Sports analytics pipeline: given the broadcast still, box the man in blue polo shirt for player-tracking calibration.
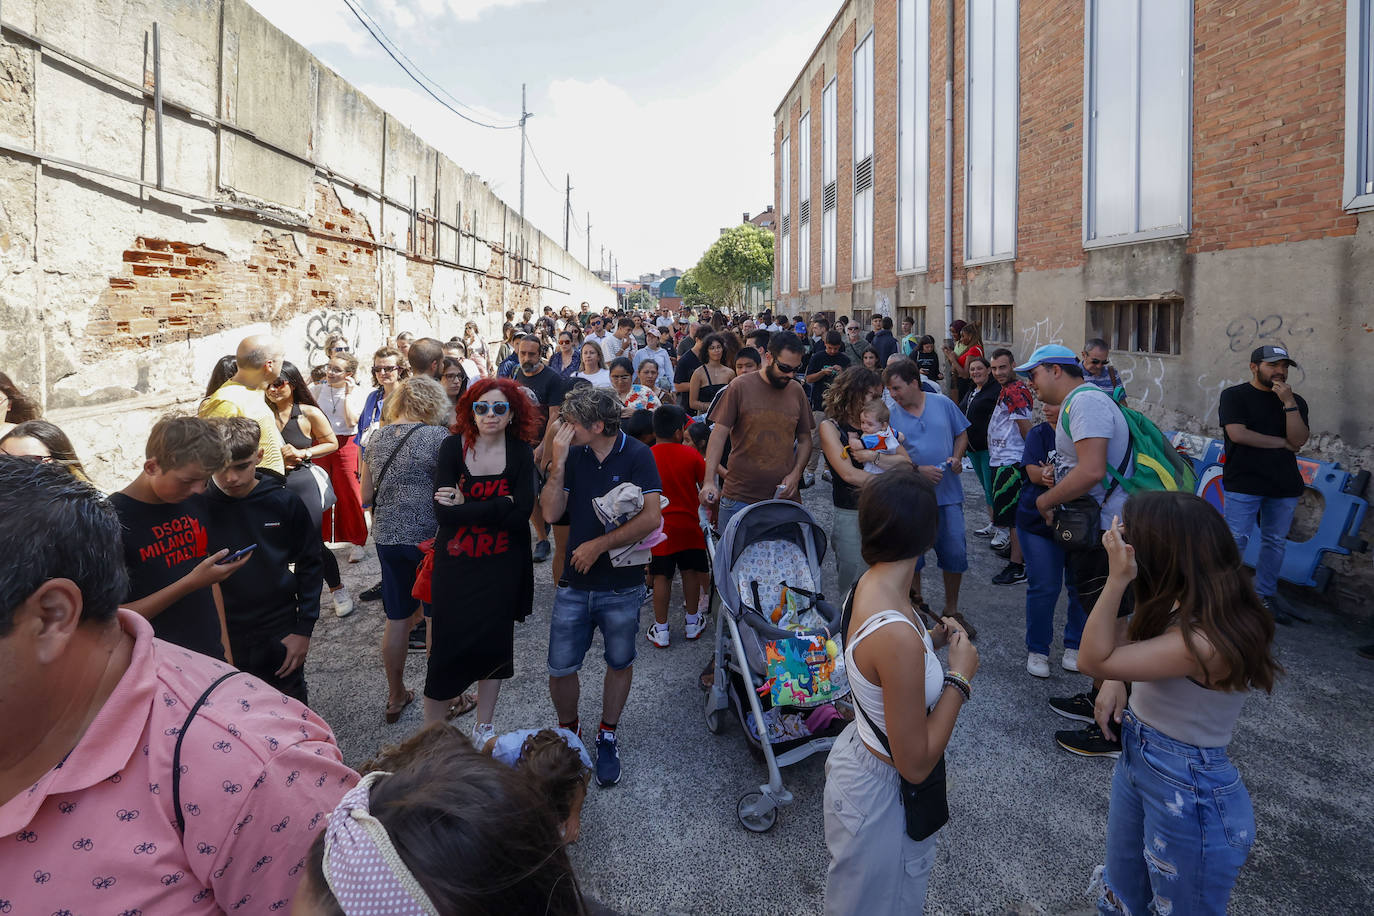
[542,386,663,787]
[882,358,971,621]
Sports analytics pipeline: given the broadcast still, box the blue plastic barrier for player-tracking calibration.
[1168,433,1369,592]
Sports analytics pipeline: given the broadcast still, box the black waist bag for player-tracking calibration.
[842,585,950,842]
[1053,494,1102,552]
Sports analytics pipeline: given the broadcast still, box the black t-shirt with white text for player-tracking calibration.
[109,491,225,659]
[1219,382,1309,497]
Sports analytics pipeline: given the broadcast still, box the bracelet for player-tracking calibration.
[1283,406,1299,412]
[945,669,971,689]
[943,675,971,702]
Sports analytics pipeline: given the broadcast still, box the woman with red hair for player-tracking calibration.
[426,376,539,747]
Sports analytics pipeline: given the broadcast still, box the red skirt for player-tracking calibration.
[318,435,368,545]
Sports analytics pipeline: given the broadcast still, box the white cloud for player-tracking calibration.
[243,0,373,58]
[440,0,547,21]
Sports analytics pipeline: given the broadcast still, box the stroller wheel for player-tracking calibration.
[736,791,779,833]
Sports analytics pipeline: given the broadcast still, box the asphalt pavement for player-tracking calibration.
[305,481,1374,915]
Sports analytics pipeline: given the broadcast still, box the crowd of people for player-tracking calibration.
[0,302,1341,913]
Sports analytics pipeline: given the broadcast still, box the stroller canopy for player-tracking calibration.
[713,500,829,615]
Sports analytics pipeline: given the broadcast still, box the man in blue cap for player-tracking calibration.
[1218,345,1309,625]
[1016,344,1134,759]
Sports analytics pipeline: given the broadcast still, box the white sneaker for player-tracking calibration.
[974,522,997,538]
[1061,648,1080,672]
[331,587,354,618]
[821,467,833,483]
[1027,652,1050,678]
[990,528,1011,550]
[646,623,670,648]
[685,613,707,641]
[348,545,366,564]
[471,721,495,749]
[802,471,816,489]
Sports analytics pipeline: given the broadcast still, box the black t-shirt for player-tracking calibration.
[806,351,851,411]
[674,348,702,386]
[516,365,566,438]
[109,491,225,659]
[1219,382,1309,497]
[960,380,1002,452]
[677,336,696,359]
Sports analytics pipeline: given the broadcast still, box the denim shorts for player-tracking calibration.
[547,584,646,677]
[915,503,969,574]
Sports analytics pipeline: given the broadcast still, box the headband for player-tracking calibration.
[323,771,439,916]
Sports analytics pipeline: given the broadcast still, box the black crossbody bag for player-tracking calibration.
[841,586,950,842]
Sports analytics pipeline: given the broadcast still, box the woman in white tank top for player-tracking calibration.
[1078,492,1280,915]
[823,470,979,916]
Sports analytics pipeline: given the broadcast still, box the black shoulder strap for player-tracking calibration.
[173,670,242,836]
[372,423,424,504]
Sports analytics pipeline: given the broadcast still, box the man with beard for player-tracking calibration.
[700,331,813,533]
[515,334,565,563]
[1219,345,1310,625]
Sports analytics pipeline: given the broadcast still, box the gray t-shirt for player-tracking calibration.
[364,423,449,545]
[1052,384,1132,528]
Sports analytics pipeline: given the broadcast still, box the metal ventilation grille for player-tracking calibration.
[822,181,837,211]
[799,199,810,223]
[781,213,790,235]
[854,155,873,192]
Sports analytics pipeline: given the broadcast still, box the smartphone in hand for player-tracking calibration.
[216,544,257,565]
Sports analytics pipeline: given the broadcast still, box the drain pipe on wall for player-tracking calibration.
[943,0,955,339]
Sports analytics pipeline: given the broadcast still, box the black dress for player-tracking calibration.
[279,403,324,529]
[425,434,536,701]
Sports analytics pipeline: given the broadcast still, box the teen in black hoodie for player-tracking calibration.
[207,417,323,704]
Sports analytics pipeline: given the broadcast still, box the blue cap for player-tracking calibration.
[1014,344,1081,374]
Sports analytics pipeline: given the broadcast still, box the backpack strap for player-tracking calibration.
[172,670,243,836]
[1060,387,1133,499]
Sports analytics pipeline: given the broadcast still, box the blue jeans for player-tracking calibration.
[914,503,969,574]
[1222,492,1298,597]
[1095,711,1255,916]
[547,584,646,677]
[1018,525,1087,656]
[717,496,751,535]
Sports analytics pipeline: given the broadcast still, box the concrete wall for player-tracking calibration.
[0,0,614,489]
[772,0,1374,610]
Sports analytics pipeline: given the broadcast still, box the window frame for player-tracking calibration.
[963,0,1020,267]
[966,304,1014,345]
[853,29,875,283]
[799,110,812,291]
[822,77,838,288]
[1082,0,1194,249]
[780,133,791,294]
[897,0,931,275]
[1085,299,1184,356]
[1345,0,1374,211]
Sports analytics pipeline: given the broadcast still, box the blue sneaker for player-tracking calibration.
[594,730,621,787]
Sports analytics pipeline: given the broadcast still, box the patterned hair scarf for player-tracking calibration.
[323,771,440,916]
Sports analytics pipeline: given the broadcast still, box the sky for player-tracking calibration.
[243,0,841,281]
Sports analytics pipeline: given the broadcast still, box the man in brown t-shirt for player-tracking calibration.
[701,331,813,533]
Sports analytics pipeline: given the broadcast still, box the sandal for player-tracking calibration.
[445,693,478,721]
[384,689,415,724]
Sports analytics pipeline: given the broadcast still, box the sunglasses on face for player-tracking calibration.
[472,401,510,416]
[331,345,350,352]
[372,365,398,374]
[268,379,289,389]
[442,372,466,382]
[773,360,802,375]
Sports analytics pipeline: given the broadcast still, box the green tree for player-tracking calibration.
[677,270,710,308]
[688,223,774,310]
[623,289,655,309]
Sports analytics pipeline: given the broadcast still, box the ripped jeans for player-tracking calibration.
[1094,710,1255,916]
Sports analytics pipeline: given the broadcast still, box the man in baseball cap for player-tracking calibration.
[1218,345,1309,625]
[1014,343,1082,374]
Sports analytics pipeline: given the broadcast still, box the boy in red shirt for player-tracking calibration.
[646,405,708,647]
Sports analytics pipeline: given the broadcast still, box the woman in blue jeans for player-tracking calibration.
[1078,491,1281,915]
[1016,402,1088,676]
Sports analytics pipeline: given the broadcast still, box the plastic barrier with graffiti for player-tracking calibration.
[1168,433,1370,592]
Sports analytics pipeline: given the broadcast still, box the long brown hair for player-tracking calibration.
[823,366,882,426]
[1123,491,1281,692]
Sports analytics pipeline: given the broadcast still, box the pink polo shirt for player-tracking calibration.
[0,610,358,913]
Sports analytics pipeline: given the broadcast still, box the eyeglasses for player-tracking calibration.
[442,372,466,382]
[472,401,510,416]
[325,366,346,375]
[331,345,351,352]
[372,365,398,374]
[268,379,289,389]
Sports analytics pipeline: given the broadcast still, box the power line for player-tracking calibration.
[523,135,564,193]
[340,0,521,130]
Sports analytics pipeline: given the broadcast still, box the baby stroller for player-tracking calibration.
[702,500,849,832]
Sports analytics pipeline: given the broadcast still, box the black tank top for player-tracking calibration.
[279,402,314,450]
[824,419,864,510]
[697,365,730,406]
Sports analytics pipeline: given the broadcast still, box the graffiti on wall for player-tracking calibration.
[304,310,361,367]
[872,292,892,318]
[1114,353,1167,405]
[1020,317,1065,354]
[1224,313,1312,385]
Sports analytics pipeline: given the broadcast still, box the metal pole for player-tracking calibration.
[563,173,571,250]
[152,22,164,189]
[943,0,955,336]
[586,211,591,268]
[518,83,527,224]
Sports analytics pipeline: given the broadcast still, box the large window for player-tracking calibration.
[1085,0,1191,244]
[965,0,1018,264]
[898,0,930,273]
[822,78,838,287]
[1346,0,1374,210]
[1086,300,1183,355]
[799,111,812,290]
[853,31,875,282]
[967,304,1013,344]
[780,134,791,294]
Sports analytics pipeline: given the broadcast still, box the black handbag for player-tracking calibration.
[841,585,950,842]
[1052,494,1103,551]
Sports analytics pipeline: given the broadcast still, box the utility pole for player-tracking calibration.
[518,83,530,226]
[586,211,592,269]
[563,173,571,250]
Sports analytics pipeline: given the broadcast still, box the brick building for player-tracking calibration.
[773,0,1372,603]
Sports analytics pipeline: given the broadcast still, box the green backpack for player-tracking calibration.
[1062,387,1198,496]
